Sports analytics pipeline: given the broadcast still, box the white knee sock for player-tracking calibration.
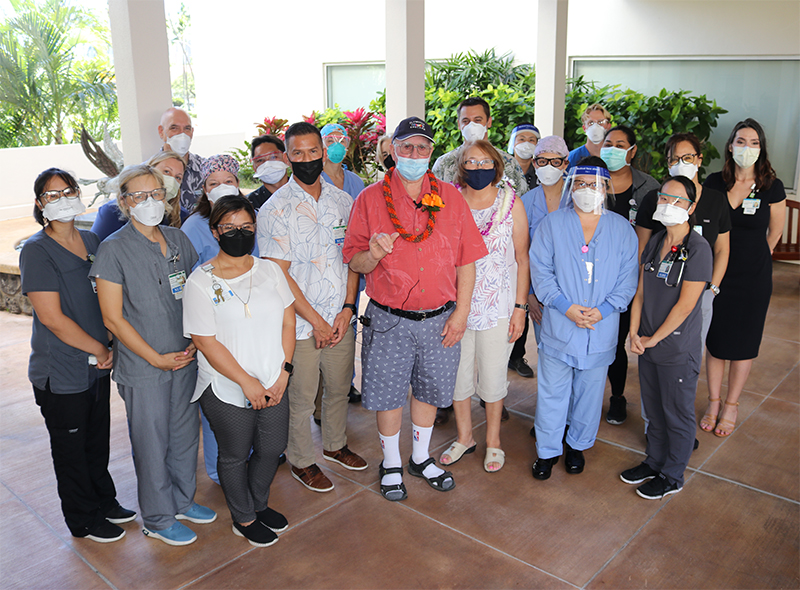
[379,431,402,486]
[411,423,445,479]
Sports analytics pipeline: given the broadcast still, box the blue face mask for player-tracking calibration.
[600,145,634,172]
[326,142,346,164]
[395,155,429,181]
[464,168,496,191]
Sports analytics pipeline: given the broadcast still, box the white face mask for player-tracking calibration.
[254,160,288,184]
[207,183,239,203]
[162,175,180,202]
[461,121,487,143]
[130,197,165,227]
[514,142,535,160]
[535,165,563,186]
[585,123,606,144]
[572,188,604,213]
[669,161,698,180]
[732,145,760,169]
[653,202,690,227]
[42,196,86,223]
[42,197,86,221]
[167,133,192,157]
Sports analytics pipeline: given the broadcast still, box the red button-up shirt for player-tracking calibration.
[343,171,487,310]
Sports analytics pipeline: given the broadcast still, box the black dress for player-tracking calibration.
[704,172,786,360]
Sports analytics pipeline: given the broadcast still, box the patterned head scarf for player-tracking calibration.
[320,123,347,137]
[201,154,239,184]
[534,135,569,158]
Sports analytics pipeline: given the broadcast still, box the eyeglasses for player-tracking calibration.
[217,223,255,235]
[667,153,698,166]
[39,187,80,203]
[252,152,283,166]
[574,180,603,190]
[393,141,433,158]
[586,119,610,127]
[463,158,495,170]
[534,156,565,167]
[124,189,167,203]
[323,135,350,147]
[657,192,692,206]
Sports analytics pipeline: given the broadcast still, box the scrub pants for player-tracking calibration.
[638,356,698,487]
[534,351,607,460]
[117,366,198,530]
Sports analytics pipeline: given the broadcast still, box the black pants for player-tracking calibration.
[34,376,118,536]
[606,308,631,397]
[200,386,289,524]
[509,311,530,361]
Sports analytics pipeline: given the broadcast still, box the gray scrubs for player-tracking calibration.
[638,230,712,487]
[90,223,199,530]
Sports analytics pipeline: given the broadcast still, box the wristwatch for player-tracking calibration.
[708,283,720,296]
[342,303,357,314]
[283,362,294,376]
[514,303,529,312]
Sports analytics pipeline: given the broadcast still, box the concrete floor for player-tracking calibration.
[1,262,798,589]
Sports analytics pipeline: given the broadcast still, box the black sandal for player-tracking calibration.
[407,456,455,492]
[379,462,407,502]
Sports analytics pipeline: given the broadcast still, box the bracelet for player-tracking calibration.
[342,303,357,313]
[514,303,529,312]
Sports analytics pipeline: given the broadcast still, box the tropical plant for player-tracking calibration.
[168,2,194,112]
[0,0,117,147]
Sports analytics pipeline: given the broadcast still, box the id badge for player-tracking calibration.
[628,199,637,225]
[169,271,187,300]
[693,225,703,236]
[333,221,347,245]
[742,198,760,215]
[657,260,673,279]
[209,281,234,305]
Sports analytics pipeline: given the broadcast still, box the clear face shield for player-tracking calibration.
[559,165,615,215]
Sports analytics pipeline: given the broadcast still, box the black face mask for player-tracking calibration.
[217,229,255,257]
[383,155,396,170]
[464,168,496,191]
[289,158,324,185]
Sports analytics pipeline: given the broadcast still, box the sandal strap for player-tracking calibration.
[724,401,740,407]
[411,456,436,471]
[707,397,721,402]
[379,464,404,477]
[427,470,454,488]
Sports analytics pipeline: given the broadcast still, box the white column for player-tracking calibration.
[385,0,426,133]
[108,0,172,165]
[534,0,569,138]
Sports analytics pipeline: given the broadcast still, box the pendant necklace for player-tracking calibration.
[217,261,254,318]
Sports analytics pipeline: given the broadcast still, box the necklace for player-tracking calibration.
[475,181,515,236]
[383,169,442,243]
[215,260,254,318]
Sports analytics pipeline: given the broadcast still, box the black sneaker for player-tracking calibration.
[232,521,278,547]
[620,462,659,484]
[348,385,362,404]
[256,507,288,532]
[105,504,137,524]
[83,520,126,543]
[636,473,682,499]
[508,357,534,378]
[606,395,627,425]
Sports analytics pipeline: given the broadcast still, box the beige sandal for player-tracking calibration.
[439,441,476,466]
[484,448,505,473]
[700,397,721,432]
[714,401,739,438]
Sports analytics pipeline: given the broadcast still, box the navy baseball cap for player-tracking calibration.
[392,117,435,143]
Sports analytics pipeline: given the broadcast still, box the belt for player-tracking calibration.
[372,300,455,322]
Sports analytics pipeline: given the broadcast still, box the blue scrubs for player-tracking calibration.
[530,208,638,459]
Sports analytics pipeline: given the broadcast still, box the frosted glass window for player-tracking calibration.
[573,59,800,190]
[325,63,386,110]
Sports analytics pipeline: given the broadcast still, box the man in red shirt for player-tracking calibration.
[343,117,487,501]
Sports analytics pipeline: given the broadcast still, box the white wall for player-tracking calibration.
[0,132,247,221]
[190,0,798,139]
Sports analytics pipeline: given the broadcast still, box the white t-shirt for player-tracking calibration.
[183,257,294,408]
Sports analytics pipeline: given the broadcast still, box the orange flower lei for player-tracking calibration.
[382,168,444,243]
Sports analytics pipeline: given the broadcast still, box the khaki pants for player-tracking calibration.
[286,329,355,468]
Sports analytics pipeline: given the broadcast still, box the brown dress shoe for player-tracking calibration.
[434,406,451,425]
[291,464,334,492]
[323,445,368,471]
